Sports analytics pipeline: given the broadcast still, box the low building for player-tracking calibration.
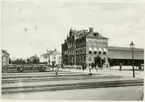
[2,50,10,67]
[40,49,61,66]
[40,54,49,63]
[108,46,144,66]
[49,49,61,66]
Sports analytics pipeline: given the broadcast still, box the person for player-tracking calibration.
[95,64,98,72]
[55,66,59,78]
[119,63,122,71]
[88,64,92,76]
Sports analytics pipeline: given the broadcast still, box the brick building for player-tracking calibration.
[61,27,144,67]
[62,27,109,67]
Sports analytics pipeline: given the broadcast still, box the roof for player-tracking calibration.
[40,54,48,58]
[86,32,108,39]
[108,46,144,59]
[70,28,108,40]
[2,50,9,55]
[51,51,61,55]
[108,46,144,52]
[46,49,61,55]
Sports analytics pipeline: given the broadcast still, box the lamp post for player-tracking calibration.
[130,41,135,78]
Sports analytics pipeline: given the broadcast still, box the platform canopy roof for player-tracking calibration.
[108,46,144,60]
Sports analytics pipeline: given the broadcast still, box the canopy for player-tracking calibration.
[98,48,102,51]
[93,48,98,51]
[103,48,108,52]
[89,47,93,51]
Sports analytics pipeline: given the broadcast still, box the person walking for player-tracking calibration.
[95,64,98,72]
[55,66,59,78]
[88,64,92,76]
[119,63,122,71]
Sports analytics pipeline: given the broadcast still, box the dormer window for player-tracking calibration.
[93,32,99,37]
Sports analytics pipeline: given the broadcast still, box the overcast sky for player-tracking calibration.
[1,1,145,59]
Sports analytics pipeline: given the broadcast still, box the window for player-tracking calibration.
[78,49,80,54]
[99,51,101,55]
[89,57,92,61]
[94,51,97,54]
[3,57,6,61]
[80,56,82,61]
[79,49,81,54]
[89,51,92,54]
[103,52,106,55]
[80,56,81,61]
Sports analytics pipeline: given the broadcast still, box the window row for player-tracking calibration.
[76,56,86,62]
[89,51,107,55]
[76,47,85,55]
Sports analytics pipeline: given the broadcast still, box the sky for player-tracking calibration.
[1,0,145,59]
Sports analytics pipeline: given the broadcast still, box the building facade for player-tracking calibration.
[62,27,109,67]
[49,49,61,66]
[108,46,144,66]
[2,50,10,67]
[62,27,144,67]
[40,49,61,66]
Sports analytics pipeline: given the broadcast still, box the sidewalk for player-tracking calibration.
[62,66,144,79]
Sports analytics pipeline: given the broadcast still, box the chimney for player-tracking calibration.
[89,27,93,32]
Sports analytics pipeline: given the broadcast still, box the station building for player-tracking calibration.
[61,27,144,67]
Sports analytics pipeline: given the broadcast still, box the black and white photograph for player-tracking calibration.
[1,0,144,101]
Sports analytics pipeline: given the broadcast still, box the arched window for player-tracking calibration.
[89,47,93,54]
[89,51,92,54]
[98,48,102,55]
[103,52,106,55]
[99,51,101,55]
[93,48,98,54]
[103,48,108,55]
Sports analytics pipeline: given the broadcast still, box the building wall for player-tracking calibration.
[61,27,109,67]
[76,37,86,65]
[39,55,48,62]
[108,47,144,66]
[49,52,61,66]
[2,50,9,67]
[62,42,68,65]
[86,37,108,66]
[108,49,144,60]
[61,28,144,68]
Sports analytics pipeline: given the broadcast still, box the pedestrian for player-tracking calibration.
[95,64,98,72]
[88,64,92,76]
[119,63,122,71]
[55,66,59,78]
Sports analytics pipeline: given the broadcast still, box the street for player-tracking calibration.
[2,86,143,100]
[1,66,144,100]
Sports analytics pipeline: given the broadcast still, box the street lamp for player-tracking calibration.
[130,41,135,78]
